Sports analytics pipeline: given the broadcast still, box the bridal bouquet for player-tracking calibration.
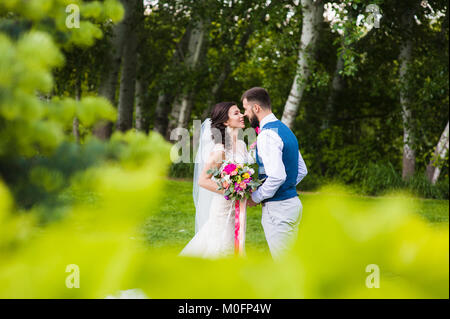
[207,161,263,256]
[207,161,263,201]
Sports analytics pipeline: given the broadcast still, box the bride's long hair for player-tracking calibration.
[210,101,237,147]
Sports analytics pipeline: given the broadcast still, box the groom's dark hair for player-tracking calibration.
[241,87,271,110]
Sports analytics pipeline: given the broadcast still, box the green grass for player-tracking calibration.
[141,179,449,256]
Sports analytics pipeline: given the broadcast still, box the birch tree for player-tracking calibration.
[153,26,192,136]
[426,121,449,184]
[322,1,380,129]
[398,5,416,180]
[166,20,208,136]
[200,0,276,120]
[94,18,127,140]
[73,76,81,144]
[281,0,324,129]
[116,0,143,132]
[135,69,148,132]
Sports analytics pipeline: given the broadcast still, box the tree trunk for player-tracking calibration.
[172,91,195,133]
[200,3,271,121]
[116,0,141,132]
[72,117,80,143]
[94,11,127,140]
[399,8,416,180]
[426,121,449,184]
[281,0,323,129]
[134,74,148,132]
[73,76,81,144]
[167,21,207,136]
[153,92,172,136]
[201,65,229,120]
[323,37,345,130]
[152,27,193,136]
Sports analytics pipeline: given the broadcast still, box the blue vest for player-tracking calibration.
[255,120,299,203]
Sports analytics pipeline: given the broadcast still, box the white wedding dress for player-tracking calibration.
[179,140,251,259]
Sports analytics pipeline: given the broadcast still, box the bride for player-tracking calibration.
[104,102,249,298]
[179,101,251,259]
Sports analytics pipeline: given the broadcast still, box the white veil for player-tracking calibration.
[193,118,216,233]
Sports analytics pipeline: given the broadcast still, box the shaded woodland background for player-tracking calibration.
[0,0,448,218]
[63,0,449,197]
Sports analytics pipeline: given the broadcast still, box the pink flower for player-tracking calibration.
[255,126,261,135]
[239,182,247,189]
[230,170,237,176]
[223,163,237,174]
[222,181,229,189]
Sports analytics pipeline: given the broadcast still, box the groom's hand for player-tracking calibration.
[247,197,258,207]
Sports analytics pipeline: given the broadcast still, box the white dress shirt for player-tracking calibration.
[251,113,308,204]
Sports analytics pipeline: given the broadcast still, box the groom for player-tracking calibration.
[242,87,308,260]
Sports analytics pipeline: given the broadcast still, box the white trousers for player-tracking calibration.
[261,196,302,260]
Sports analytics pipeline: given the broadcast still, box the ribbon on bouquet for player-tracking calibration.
[234,198,247,256]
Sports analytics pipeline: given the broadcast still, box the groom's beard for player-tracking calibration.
[249,112,259,128]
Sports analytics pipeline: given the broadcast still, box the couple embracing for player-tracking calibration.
[180,87,308,260]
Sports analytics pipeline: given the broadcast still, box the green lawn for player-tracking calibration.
[141,179,449,256]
